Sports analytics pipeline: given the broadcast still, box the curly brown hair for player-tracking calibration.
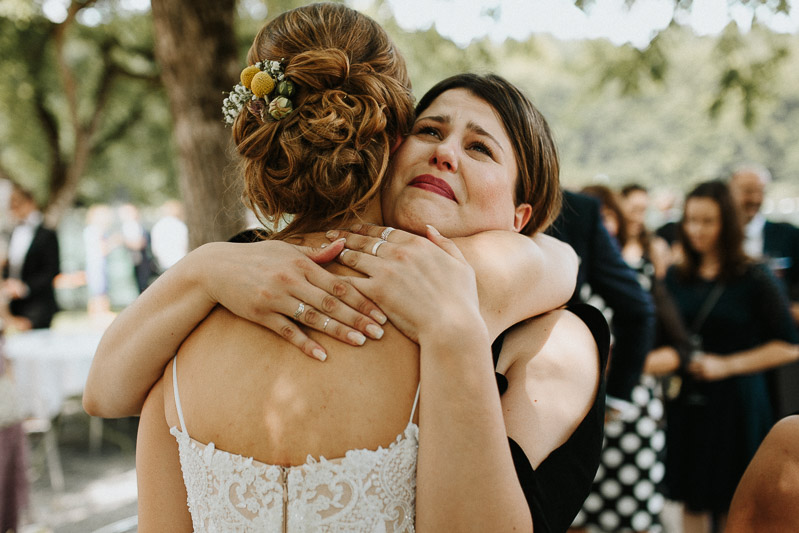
[233,3,415,238]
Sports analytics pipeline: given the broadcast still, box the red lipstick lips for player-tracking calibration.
[408,175,456,201]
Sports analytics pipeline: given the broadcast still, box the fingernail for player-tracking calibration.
[320,243,328,248]
[312,348,327,362]
[347,331,366,345]
[426,224,441,236]
[370,310,387,325]
[366,324,384,340]
[350,223,363,231]
[326,230,339,239]
[339,249,349,260]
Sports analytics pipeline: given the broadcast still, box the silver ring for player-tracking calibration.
[322,317,331,331]
[380,227,395,241]
[371,239,387,256]
[293,302,305,320]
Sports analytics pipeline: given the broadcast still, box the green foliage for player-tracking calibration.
[0,3,176,209]
[2,0,798,219]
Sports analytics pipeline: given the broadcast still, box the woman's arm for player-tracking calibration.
[689,341,799,381]
[336,226,598,531]
[136,378,193,531]
[84,238,386,418]
[334,224,578,339]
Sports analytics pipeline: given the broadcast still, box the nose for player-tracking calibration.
[430,140,458,173]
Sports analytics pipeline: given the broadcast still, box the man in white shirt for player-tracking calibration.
[1,183,60,330]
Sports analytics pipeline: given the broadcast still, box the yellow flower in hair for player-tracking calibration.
[240,65,260,89]
[251,72,276,98]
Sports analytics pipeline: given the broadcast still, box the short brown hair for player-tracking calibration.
[234,3,415,238]
[414,73,560,235]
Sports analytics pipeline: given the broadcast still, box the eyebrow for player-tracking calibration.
[417,114,505,153]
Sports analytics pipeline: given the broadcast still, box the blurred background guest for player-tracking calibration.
[662,180,799,533]
[728,164,799,322]
[118,203,154,294]
[83,204,117,318]
[547,189,655,408]
[728,164,799,418]
[621,184,673,281]
[149,199,188,274]
[1,182,60,331]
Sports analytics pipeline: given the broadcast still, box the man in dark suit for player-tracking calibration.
[547,189,655,406]
[729,165,799,417]
[2,182,60,330]
[729,165,799,320]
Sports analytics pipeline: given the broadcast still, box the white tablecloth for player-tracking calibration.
[5,329,103,420]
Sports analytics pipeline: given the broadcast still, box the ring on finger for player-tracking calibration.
[380,227,395,241]
[322,317,331,331]
[371,239,387,256]
[293,302,306,320]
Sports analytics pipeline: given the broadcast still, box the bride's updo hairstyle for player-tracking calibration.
[233,3,414,237]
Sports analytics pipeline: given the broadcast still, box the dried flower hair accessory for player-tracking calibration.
[222,59,296,125]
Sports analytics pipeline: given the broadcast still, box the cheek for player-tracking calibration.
[467,183,517,229]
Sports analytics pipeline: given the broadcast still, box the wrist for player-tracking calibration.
[417,309,490,359]
[185,243,224,308]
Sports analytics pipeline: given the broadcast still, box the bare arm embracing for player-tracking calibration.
[333,224,578,339]
[84,238,386,417]
[337,226,600,531]
[85,225,575,418]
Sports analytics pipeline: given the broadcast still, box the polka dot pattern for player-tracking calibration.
[572,378,666,532]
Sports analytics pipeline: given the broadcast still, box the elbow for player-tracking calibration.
[82,387,104,418]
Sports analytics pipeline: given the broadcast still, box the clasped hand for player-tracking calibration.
[328,224,483,344]
[206,224,481,358]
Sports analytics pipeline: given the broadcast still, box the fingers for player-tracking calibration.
[301,238,346,264]
[327,225,412,245]
[425,224,467,262]
[345,224,400,242]
[292,300,377,345]
[304,265,387,327]
[265,314,328,362]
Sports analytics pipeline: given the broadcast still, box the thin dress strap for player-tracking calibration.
[409,383,421,424]
[172,355,188,434]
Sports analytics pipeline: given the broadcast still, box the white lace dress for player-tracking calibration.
[169,357,419,532]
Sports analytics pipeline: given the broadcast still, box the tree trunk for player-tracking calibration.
[151,0,246,249]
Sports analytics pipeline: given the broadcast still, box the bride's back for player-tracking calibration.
[163,244,419,466]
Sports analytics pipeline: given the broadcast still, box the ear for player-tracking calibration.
[390,134,404,155]
[512,203,533,233]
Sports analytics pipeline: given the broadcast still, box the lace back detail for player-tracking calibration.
[170,356,418,532]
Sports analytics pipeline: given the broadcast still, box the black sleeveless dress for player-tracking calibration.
[493,303,609,533]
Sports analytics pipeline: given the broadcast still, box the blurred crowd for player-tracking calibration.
[0,179,188,531]
[559,165,799,533]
